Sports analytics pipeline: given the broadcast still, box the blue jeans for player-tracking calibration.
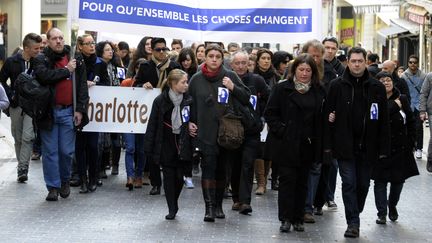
[40,107,75,190]
[374,181,404,217]
[326,159,338,201]
[305,162,321,213]
[338,154,371,227]
[123,133,146,177]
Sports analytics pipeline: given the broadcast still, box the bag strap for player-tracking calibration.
[405,75,421,94]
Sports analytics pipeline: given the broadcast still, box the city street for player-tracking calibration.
[1,115,432,242]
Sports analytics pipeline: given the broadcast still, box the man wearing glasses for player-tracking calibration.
[134,37,180,195]
[401,55,426,159]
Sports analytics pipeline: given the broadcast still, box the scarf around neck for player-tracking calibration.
[168,88,183,134]
[152,55,170,88]
[293,76,311,94]
[202,63,221,79]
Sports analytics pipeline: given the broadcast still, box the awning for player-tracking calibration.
[344,0,400,14]
[377,25,409,45]
[390,18,420,34]
[376,11,399,25]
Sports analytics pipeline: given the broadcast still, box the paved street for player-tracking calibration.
[1,115,432,242]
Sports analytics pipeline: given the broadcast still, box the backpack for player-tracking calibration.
[14,72,51,120]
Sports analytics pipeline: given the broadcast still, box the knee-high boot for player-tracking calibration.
[215,180,226,219]
[255,159,266,195]
[202,179,216,222]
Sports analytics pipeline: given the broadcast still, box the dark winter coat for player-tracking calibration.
[32,45,89,130]
[0,52,29,108]
[134,59,180,88]
[324,68,390,163]
[144,88,192,165]
[367,63,381,78]
[264,79,326,167]
[371,89,419,182]
[93,57,122,86]
[189,66,251,155]
[323,58,345,91]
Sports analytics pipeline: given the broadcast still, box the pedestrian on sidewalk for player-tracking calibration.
[401,55,426,159]
[144,69,192,220]
[372,71,419,225]
[419,72,432,172]
[188,44,251,222]
[324,47,390,238]
[0,83,9,110]
[32,28,89,201]
[229,51,270,215]
[265,53,326,233]
[0,33,41,182]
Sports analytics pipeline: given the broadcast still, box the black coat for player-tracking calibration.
[367,64,381,78]
[324,68,390,162]
[134,59,180,88]
[144,88,192,165]
[371,89,419,182]
[32,46,89,130]
[0,52,28,108]
[264,79,326,167]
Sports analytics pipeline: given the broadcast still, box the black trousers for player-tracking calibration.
[162,163,187,214]
[150,161,162,187]
[230,136,259,204]
[278,142,313,223]
[76,131,99,179]
[414,109,424,150]
[201,148,227,181]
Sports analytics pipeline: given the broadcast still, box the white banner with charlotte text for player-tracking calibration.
[83,86,160,134]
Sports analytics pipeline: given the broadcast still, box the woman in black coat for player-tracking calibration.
[144,69,192,220]
[372,71,419,224]
[264,54,326,233]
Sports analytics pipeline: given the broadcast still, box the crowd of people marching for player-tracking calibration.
[2,27,430,238]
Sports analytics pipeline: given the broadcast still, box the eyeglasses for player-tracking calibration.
[82,42,96,46]
[409,61,418,64]
[154,47,169,52]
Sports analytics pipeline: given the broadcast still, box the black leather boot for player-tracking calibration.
[215,180,226,219]
[79,175,89,193]
[88,177,97,192]
[202,179,216,222]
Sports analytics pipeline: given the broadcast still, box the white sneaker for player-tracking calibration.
[184,177,194,189]
[415,149,423,159]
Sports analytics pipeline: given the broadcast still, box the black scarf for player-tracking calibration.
[255,67,276,86]
[44,45,71,64]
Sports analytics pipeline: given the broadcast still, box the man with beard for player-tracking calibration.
[32,28,89,201]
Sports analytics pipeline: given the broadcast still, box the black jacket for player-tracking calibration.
[264,79,326,167]
[323,58,345,91]
[239,72,270,135]
[144,88,192,165]
[392,71,411,102]
[189,66,251,155]
[367,64,381,78]
[371,89,419,182]
[32,45,89,130]
[0,52,28,108]
[134,59,180,88]
[324,68,390,162]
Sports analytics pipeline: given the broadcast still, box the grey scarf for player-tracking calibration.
[168,89,183,134]
[293,76,311,94]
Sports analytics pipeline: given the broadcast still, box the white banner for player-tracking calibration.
[68,0,321,44]
[83,86,160,134]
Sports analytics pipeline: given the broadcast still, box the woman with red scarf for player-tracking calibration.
[188,44,251,222]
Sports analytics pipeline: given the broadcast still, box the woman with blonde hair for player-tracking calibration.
[144,69,193,220]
